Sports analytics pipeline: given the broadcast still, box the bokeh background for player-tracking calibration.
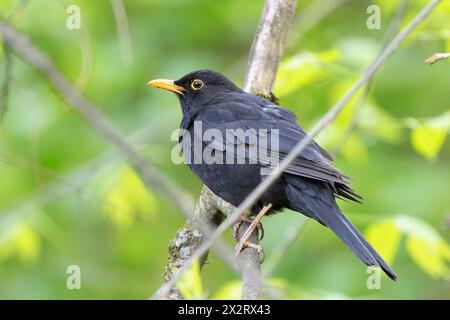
[0,0,449,299]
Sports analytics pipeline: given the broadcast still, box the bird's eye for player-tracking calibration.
[191,79,204,90]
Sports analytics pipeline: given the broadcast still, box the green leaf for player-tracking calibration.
[0,0,16,16]
[411,125,447,160]
[103,165,158,228]
[395,215,441,242]
[359,103,402,143]
[365,220,401,265]
[410,112,450,160]
[338,38,378,67]
[365,216,450,279]
[210,280,242,300]
[0,223,41,265]
[374,0,401,16]
[274,50,340,97]
[340,135,369,164]
[395,215,450,279]
[406,237,450,279]
[177,259,205,300]
[15,225,41,264]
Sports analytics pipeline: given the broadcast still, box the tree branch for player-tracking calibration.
[0,43,12,120]
[263,217,306,277]
[425,52,450,65]
[332,0,409,156]
[0,22,194,218]
[156,186,235,300]
[111,0,133,65]
[244,0,297,99]
[238,0,297,299]
[154,0,442,300]
[291,0,348,40]
[0,114,174,220]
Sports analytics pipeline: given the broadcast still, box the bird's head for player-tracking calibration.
[148,69,242,113]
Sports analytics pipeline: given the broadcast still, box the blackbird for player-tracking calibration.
[148,69,397,280]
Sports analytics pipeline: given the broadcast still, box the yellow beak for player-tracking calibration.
[147,79,185,95]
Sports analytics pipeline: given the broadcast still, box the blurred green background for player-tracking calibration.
[0,0,449,299]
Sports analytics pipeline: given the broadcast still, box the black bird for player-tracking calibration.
[148,69,397,280]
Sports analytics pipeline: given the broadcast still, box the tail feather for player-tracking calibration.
[318,205,397,280]
[286,180,397,281]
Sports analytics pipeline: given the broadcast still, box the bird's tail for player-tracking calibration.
[286,181,397,281]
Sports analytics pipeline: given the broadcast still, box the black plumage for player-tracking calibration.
[148,69,397,280]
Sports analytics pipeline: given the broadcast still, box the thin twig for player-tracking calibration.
[111,0,133,65]
[0,44,12,120]
[2,0,30,22]
[0,112,174,222]
[0,151,167,221]
[263,217,307,277]
[74,26,92,92]
[291,0,348,40]
[332,0,409,156]
[425,52,450,65]
[0,22,193,217]
[153,0,442,299]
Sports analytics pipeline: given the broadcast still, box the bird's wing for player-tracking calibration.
[191,94,361,201]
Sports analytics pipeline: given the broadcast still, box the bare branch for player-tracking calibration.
[0,22,194,218]
[154,0,442,300]
[291,0,348,40]
[74,27,92,92]
[0,115,173,220]
[263,217,306,277]
[443,212,450,230]
[332,0,409,156]
[425,52,450,65]
[111,0,133,65]
[243,0,297,98]
[3,0,31,22]
[155,185,241,300]
[234,218,263,300]
[0,44,12,120]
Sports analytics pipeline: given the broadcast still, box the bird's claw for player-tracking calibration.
[233,216,265,263]
[232,216,264,242]
[234,240,265,263]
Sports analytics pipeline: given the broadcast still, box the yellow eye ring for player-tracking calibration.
[191,79,204,90]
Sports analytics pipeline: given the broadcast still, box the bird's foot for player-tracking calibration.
[234,239,265,263]
[233,217,265,262]
[232,216,264,242]
[232,204,272,263]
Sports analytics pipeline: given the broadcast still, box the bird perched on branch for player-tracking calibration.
[148,69,397,280]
